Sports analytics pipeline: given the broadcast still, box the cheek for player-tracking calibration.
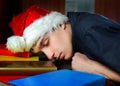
[49,31,66,48]
[50,36,71,53]
[50,37,62,49]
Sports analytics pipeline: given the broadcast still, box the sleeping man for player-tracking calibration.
[6,5,120,85]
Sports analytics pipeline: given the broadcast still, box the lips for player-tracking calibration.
[58,52,64,60]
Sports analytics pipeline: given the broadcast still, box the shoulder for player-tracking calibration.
[67,12,104,22]
[67,12,120,26]
[68,12,120,34]
[68,12,101,36]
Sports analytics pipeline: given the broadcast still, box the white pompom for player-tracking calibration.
[6,36,26,53]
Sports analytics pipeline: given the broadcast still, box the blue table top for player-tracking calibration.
[8,69,105,86]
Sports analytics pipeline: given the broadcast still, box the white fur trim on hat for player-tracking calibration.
[6,12,68,53]
[6,36,26,53]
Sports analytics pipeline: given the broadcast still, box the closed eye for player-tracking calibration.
[41,38,49,47]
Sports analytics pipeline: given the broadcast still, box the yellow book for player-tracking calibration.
[0,55,39,61]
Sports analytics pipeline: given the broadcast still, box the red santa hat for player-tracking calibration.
[6,5,68,53]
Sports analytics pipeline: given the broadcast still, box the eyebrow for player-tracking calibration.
[40,33,49,44]
[31,33,49,53]
[40,35,49,47]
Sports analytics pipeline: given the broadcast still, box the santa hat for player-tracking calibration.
[6,5,68,53]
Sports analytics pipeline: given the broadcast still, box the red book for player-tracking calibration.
[0,76,27,85]
[0,44,30,58]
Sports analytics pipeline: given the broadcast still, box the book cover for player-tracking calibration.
[8,69,105,86]
[0,55,39,61]
[0,61,57,76]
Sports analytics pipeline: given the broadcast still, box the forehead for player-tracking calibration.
[36,32,49,44]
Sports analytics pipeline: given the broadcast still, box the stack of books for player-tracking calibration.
[0,44,57,84]
[0,61,57,76]
[0,44,30,57]
[0,55,39,61]
[0,60,57,84]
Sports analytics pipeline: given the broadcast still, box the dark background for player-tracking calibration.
[0,0,120,44]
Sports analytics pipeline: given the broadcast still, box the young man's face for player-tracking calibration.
[32,23,73,60]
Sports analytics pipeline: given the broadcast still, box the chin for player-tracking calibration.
[63,52,72,60]
[64,55,72,60]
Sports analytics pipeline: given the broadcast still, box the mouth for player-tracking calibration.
[52,52,64,60]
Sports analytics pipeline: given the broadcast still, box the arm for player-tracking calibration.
[71,52,120,82]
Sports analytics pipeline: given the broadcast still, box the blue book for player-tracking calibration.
[8,69,105,86]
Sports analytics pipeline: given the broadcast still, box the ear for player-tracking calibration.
[59,23,66,30]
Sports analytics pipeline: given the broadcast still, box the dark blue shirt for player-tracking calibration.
[68,12,120,73]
